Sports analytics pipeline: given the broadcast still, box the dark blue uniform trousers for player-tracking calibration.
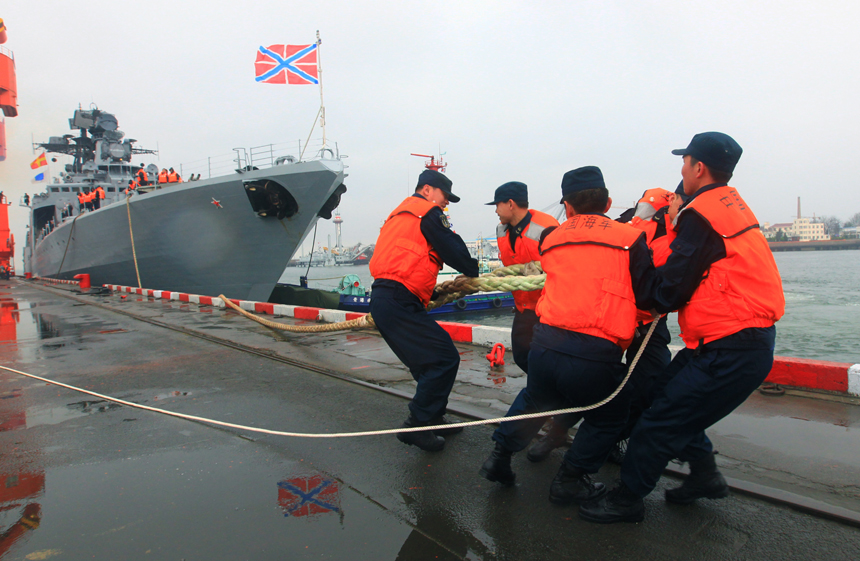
[370,285,460,424]
[492,343,633,473]
[621,339,775,497]
[619,317,672,439]
[510,308,539,374]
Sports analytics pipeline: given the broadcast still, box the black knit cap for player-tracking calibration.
[671,132,742,173]
[418,169,459,203]
[560,166,605,203]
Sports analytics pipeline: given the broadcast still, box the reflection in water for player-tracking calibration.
[277,474,341,518]
[0,299,45,557]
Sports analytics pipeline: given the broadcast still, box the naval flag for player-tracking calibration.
[255,44,319,85]
[30,153,47,169]
[31,172,46,183]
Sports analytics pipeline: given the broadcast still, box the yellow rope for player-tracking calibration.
[126,194,142,289]
[219,294,375,333]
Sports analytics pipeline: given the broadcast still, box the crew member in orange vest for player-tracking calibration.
[93,185,105,210]
[136,164,150,187]
[77,191,86,211]
[167,168,181,183]
[124,179,138,195]
[525,184,682,464]
[83,188,94,212]
[158,168,169,184]
[480,166,657,506]
[369,169,479,452]
[581,132,785,524]
[487,181,559,374]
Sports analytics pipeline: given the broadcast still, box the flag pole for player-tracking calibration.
[316,30,326,149]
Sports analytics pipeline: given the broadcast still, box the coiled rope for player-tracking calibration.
[0,317,656,438]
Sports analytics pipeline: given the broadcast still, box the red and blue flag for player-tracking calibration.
[255,44,318,85]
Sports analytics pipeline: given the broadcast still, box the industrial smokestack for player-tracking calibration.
[797,197,801,220]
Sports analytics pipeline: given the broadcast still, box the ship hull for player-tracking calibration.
[30,160,344,301]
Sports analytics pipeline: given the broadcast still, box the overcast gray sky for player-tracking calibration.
[2,1,859,267]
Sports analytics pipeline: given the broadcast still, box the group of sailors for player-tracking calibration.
[125,163,183,194]
[77,186,106,211]
[367,131,785,524]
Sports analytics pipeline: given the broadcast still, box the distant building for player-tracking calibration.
[843,226,860,239]
[762,218,829,241]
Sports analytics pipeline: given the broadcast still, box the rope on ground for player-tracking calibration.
[0,316,657,438]
[219,294,375,333]
[126,194,142,289]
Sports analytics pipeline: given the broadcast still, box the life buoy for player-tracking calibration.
[492,297,502,308]
[455,299,467,310]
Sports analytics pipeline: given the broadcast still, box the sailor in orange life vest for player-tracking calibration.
[368,169,479,452]
[580,132,785,524]
[526,183,685,465]
[480,166,657,505]
[158,168,169,184]
[486,181,559,373]
[136,164,150,187]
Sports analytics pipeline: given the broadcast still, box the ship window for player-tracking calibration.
[107,187,116,192]
[61,187,70,192]
[71,187,80,192]
[50,187,60,192]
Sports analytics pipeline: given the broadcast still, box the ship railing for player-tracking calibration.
[0,45,12,60]
[178,138,338,180]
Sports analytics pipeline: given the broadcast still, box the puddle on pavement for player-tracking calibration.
[0,445,474,561]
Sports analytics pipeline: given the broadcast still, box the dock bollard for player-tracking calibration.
[73,274,91,292]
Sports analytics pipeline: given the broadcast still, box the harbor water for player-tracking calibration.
[279,250,860,364]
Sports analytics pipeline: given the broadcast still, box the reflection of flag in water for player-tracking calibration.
[277,475,340,517]
[255,44,318,85]
[30,153,47,169]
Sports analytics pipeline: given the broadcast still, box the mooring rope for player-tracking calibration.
[219,294,375,333]
[0,317,656,438]
[126,194,142,289]
[56,213,80,278]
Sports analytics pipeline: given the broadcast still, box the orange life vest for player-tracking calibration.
[497,209,559,312]
[369,196,443,305]
[125,181,138,194]
[676,186,785,348]
[96,186,105,199]
[629,212,674,325]
[168,171,180,183]
[536,214,644,349]
[77,192,85,205]
[83,191,94,203]
[158,171,169,183]
[137,169,148,183]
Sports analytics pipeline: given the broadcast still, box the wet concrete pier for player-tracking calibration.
[1,279,859,559]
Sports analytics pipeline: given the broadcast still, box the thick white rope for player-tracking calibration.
[0,318,658,438]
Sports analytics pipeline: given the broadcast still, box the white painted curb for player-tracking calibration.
[849,364,860,397]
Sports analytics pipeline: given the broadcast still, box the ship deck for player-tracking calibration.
[2,278,859,559]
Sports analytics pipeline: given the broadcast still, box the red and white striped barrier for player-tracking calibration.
[103,283,859,397]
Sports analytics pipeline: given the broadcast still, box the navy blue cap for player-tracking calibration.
[560,166,605,203]
[417,169,459,203]
[486,181,528,205]
[674,180,690,203]
[671,132,742,174]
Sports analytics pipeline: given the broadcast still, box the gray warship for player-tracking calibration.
[22,107,347,301]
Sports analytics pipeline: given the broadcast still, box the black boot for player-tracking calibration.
[549,462,607,504]
[526,419,570,463]
[665,452,729,504]
[430,415,464,437]
[578,482,645,523]
[479,443,516,486]
[396,414,445,452]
